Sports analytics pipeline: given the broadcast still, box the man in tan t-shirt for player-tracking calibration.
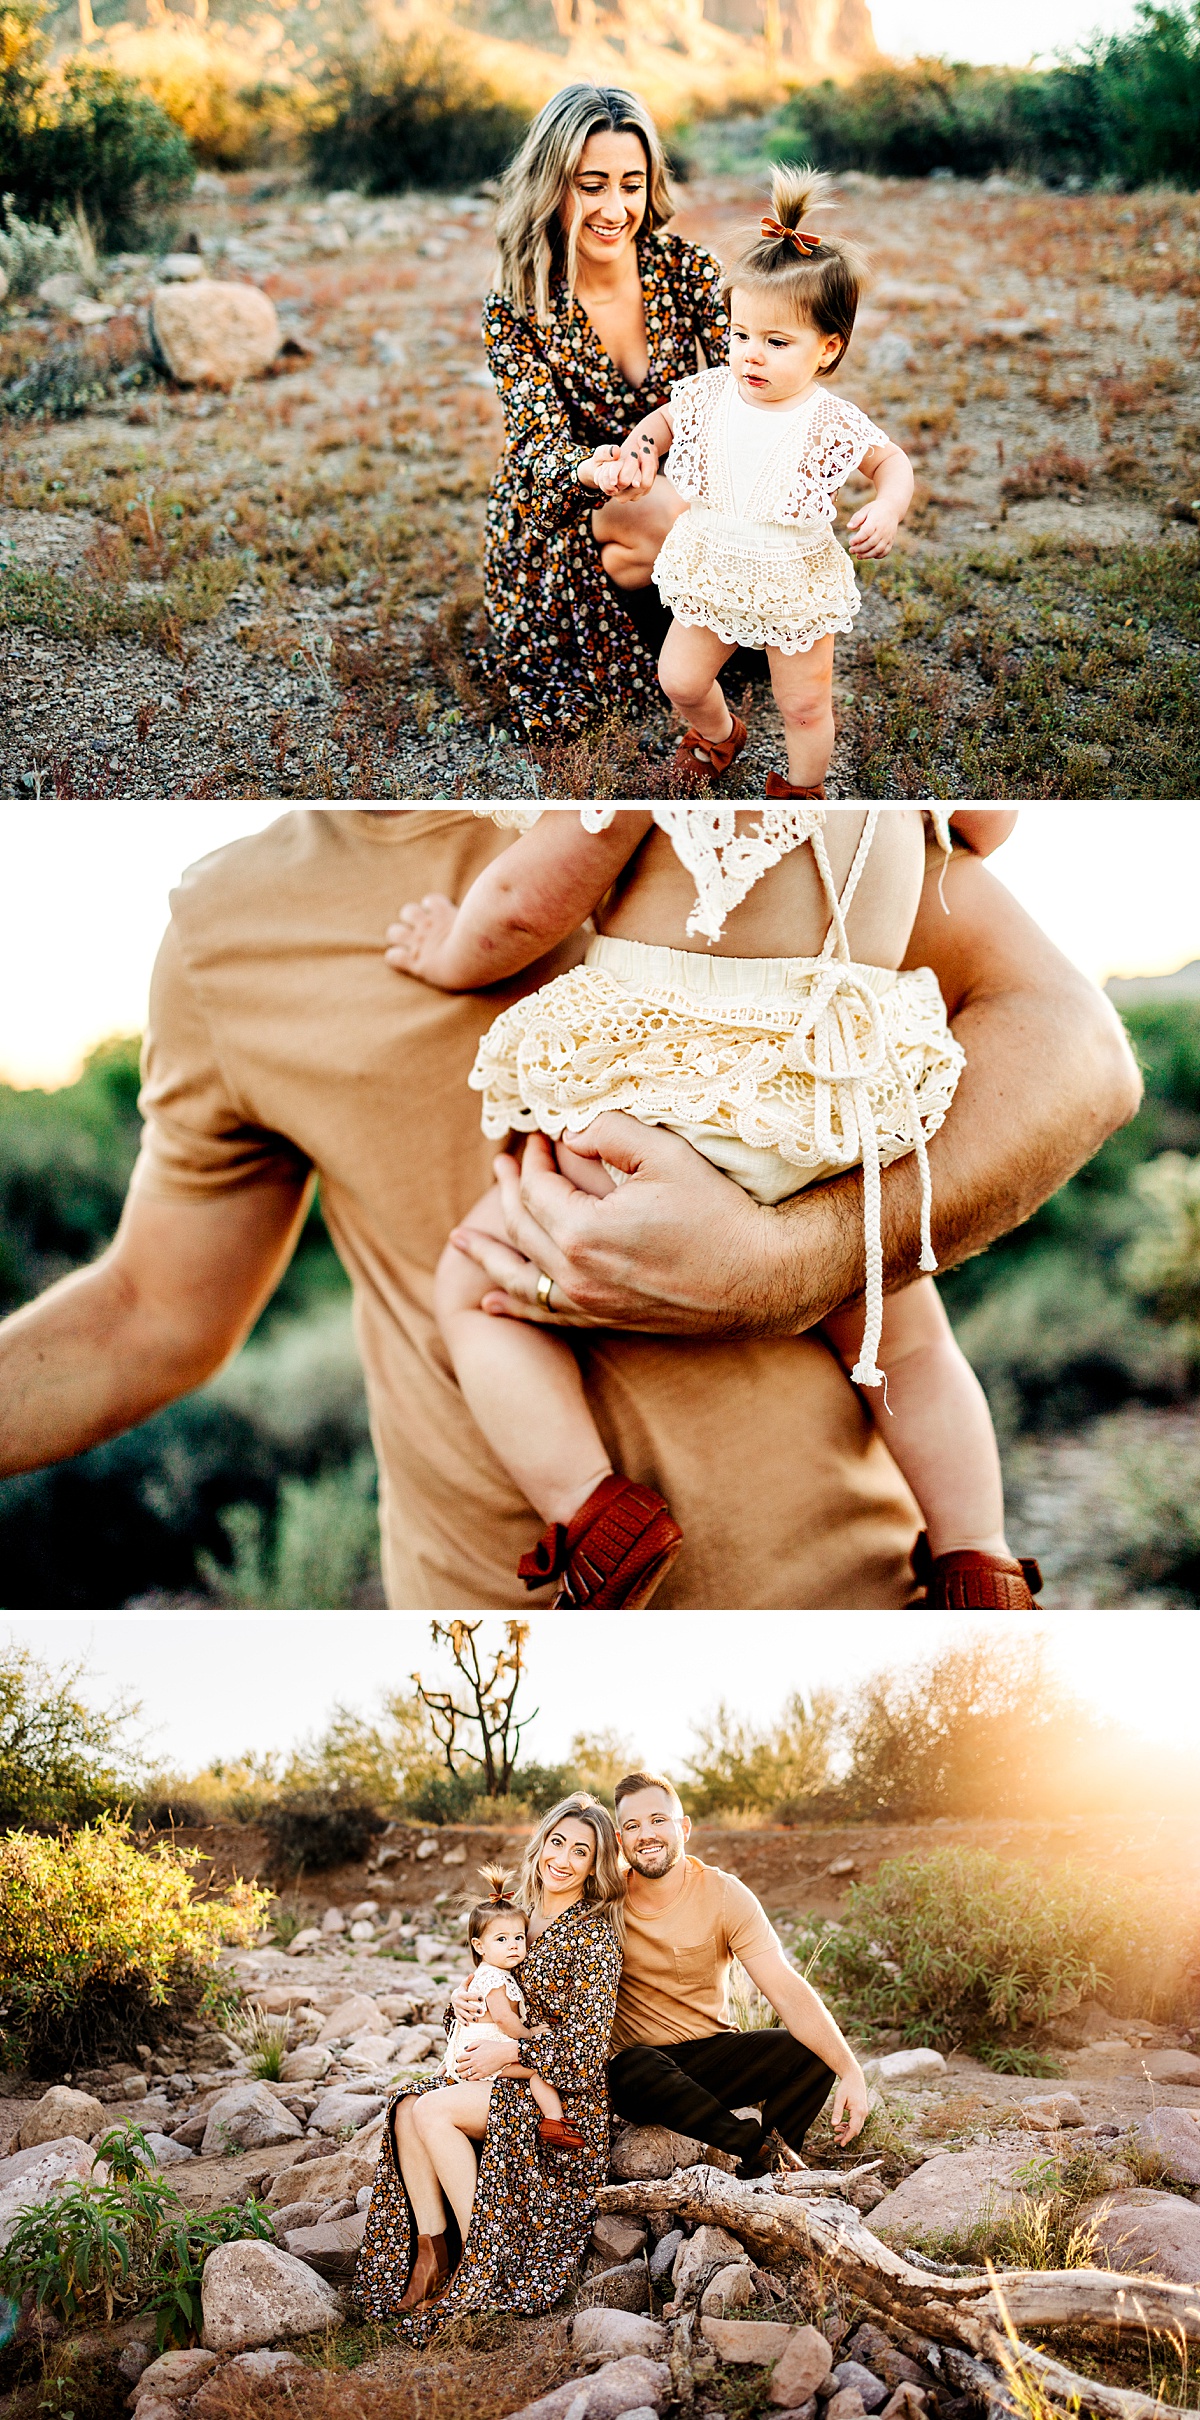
[607,1775,865,2169]
[0,811,1139,1608]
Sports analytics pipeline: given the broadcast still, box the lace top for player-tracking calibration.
[665,368,889,530]
[476,808,952,946]
[470,1962,527,2017]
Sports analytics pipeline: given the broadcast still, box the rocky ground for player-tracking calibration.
[2,1819,1198,2418]
[1,170,1197,800]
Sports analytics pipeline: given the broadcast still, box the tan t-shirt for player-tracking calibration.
[130,809,920,1609]
[611,1858,778,2054]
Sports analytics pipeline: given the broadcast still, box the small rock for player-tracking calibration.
[322,1906,347,1933]
[135,2347,219,2398]
[845,2327,925,2390]
[585,2358,671,2418]
[593,2215,648,2264]
[37,271,88,308]
[281,2046,334,2083]
[349,1922,375,1941]
[286,1929,322,1956]
[1130,2106,1200,2186]
[826,1858,857,1876]
[143,2131,196,2165]
[17,2087,107,2149]
[201,2083,303,2156]
[572,2309,667,2363]
[1080,2187,1200,2282]
[701,2316,794,2364]
[878,2388,928,2420]
[170,2112,208,2149]
[282,2211,366,2282]
[151,280,280,388]
[190,2349,305,2416]
[648,2228,683,2282]
[700,2260,756,2315]
[348,1902,380,1923]
[415,1838,439,1860]
[70,297,114,325]
[827,2395,867,2420]
[442,1848,467,1865]
[121,2074,150,2099]
[769,2325,835,2405]
[1017,2091,1086,2131]
[1142,2051,1200,2089]
[826,2364,887,2412]
[200,2239,343,2351]
[866,2142,1031,2240]
[308,2087,387,2136]
[117,2341,154,2385]
[157,253,206,281]
[673,2223,747,2296]
[315,1995,388,2045]
[610,2123,711,2180]
[580,2260,650,2313]
[267,2144,378,2209]
[864,2051,947,2092]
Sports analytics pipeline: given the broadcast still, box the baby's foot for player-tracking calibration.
[384,894,458,981]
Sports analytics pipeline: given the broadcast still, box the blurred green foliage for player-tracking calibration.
[305,30,526,195]
[0,0,192,247]
[770,1,1200,186]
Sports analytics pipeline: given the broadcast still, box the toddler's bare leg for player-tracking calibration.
[436,1186,612,1527]
[528,2076,565,2125]
[823,1277,1010,1559]
[767,637,835,790]
[658,622,739,756]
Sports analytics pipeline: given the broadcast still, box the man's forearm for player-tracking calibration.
[752,1962,861,2077]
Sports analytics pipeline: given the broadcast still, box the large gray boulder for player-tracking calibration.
[1080,2189,1200,2284]
[201,2083,303,2157]
[18,2087,107,2148]
[151,280,280,389]
[200,2239,343,2351]
[281,2211,366,2283]
[865,2143,1032,2244]
[308,2086,388,2136]
[572,2308,667,2363]
[0,2137,96,2248]
[1129,2107,1200,2186]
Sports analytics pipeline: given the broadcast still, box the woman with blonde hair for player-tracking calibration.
[482,82,727,737]
[354,1793,623,2339]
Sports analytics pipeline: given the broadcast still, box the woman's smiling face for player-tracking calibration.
[538,1815,598,1895]
[563,130,648,270]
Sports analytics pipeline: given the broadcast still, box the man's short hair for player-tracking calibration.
[614,1770,684,1814]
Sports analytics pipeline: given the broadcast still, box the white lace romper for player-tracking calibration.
[650,365,890,654]
[469,809,965,1389]
[442,1961,526,2081]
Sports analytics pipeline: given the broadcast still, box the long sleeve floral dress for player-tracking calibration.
[353,1903,621,2342]
[482,231,729,739]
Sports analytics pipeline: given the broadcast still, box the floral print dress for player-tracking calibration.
[482,231,729,738]
[353,1903,621,2342]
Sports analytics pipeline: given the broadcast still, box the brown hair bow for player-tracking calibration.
[760,217,822,255]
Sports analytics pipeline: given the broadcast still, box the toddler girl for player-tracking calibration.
[443,1869,584,2151]
[388,807,1041,1615]
[588,167,910,798]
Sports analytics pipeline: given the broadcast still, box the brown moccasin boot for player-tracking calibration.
[517,1474,683,1609]
[765,771,826,797]
[670,712,748,791]
[914,1532,1043,1609]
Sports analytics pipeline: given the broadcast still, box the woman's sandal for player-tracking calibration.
[398,2230,451,2312]
[517,1474,683,1609]
[538,2117,587,2151]
[765,772,826,798]
[913,1533,1043,1610]
[670,712,748,791]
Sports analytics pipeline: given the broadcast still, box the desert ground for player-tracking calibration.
[1,168,1197,800]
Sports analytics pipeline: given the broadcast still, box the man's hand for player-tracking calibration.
[829,2063,871,2146]
[384,894,459,984]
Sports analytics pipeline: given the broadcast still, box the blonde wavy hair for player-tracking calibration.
[518,1792,625,1949]
[495,84,675,326]
[725,164,870,375]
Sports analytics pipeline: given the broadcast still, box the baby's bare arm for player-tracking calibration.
[482,1987,529,2040]
[385,811,654,991]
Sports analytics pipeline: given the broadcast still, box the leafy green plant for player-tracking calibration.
[0,195,85,296]
[198,1454,381,1611]
[306,31,526,195]
[976,2043,1065,2076]
[0,1815,269,2077]
[0,1642,140,1829]
[258,1795,385,1875]
[227,2005,289,2080]
[0,2126,274,2348]
[0,4,192,249]
[810,1846,1199,2051]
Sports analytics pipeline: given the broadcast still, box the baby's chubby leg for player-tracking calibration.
[436,1184,613,1527]
[658,621,739,754]
[822,1276,1010,1560]
[528,2075,566,2124]
[767,636,835,792]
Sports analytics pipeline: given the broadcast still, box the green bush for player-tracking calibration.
[950,1251,1190,1439]
[1123,1151,1200,1328]
[836,1636,1112,1821]
[258,1795,385,1874]
[770,0,1200,187]
[0,4,192,248]
[0,194,86,296]
[0,2123,273,2345]
[404,1767,487,1825]
[0,1816,269,2076]
[814,1846,1199,2050]
[306,31,526,195]
[682,1689,837,1816]
[0,1643,139,1828]
[198,1453,381,1610]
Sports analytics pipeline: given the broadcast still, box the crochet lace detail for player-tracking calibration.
[654,511,860,656]
[665,368,889,527]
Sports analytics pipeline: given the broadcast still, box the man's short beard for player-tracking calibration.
[625,1836,683,1879]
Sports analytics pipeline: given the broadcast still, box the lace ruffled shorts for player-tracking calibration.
[652,504,861,655]
[469,934,965,1208]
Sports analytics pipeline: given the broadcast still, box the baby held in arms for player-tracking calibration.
[443,1871,585,2152]
[387,807,1042,1615]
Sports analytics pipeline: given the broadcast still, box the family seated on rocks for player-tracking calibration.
[352,1782,870,2341]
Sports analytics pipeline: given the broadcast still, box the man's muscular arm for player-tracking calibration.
[450,844,1142,1336]
[0,1180,310,1478]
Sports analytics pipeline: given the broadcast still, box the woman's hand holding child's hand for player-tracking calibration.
[580,434,658,496]
[384,895,458,983]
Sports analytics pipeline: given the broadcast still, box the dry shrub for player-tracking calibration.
[419,591,507,723]
[1001,445,1092,500]
[195,2314,573,2420]
[1096,359,1184,415]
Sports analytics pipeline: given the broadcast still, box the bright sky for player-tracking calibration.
[3,1613,1198,1773]
[1,806,1197,1091]
[874,0,1137,68]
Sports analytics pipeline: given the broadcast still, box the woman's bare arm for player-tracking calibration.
[384,812,653,991]
[449,845,1143,1336]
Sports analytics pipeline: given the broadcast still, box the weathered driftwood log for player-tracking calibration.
[595,2168,1200,2420]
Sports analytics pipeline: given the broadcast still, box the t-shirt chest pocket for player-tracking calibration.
[672,1945,713,1988]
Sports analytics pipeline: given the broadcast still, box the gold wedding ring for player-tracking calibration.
[535,1270,556,1310]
